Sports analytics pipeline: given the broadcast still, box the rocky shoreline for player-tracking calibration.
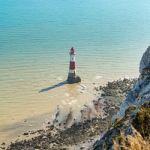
[94,46,150,150]
[2,78,136,150]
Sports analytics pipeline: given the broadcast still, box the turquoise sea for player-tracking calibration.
[0,0,150,143]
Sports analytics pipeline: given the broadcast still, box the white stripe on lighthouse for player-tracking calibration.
[69,69,76,73]
[70,54,75,62]
[67,47,81,83]
[68,47,76,80]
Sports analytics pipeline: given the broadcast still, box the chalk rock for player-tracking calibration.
[139,46,150,74]
[113,46,150,121]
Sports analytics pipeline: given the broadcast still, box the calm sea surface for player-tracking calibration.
[0,0,150,143]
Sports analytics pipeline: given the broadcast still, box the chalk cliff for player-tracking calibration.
[94,47,150,150]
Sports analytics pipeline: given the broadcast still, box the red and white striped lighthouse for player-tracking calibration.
[67,47,81,83]
[68,47,76,77]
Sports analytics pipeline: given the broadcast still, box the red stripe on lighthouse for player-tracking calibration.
[69,61,75,70]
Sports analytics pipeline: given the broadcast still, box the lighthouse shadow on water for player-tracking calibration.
[39,47,81,93]
[39,80,68,93]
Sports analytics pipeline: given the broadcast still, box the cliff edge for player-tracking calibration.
[94,47,150,150]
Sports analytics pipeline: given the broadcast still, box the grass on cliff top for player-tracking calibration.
[132,104,150,140]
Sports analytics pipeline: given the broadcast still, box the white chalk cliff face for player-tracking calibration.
[114,46,150,121]
[140,46,150,74]
[93,47,150,150]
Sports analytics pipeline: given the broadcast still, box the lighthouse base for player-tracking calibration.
[67,75,81,84]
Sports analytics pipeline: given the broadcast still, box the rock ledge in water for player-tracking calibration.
[67,75,81,84]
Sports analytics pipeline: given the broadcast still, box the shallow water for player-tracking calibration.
[0,0,150,143]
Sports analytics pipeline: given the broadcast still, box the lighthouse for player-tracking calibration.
[67,47,81,84]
